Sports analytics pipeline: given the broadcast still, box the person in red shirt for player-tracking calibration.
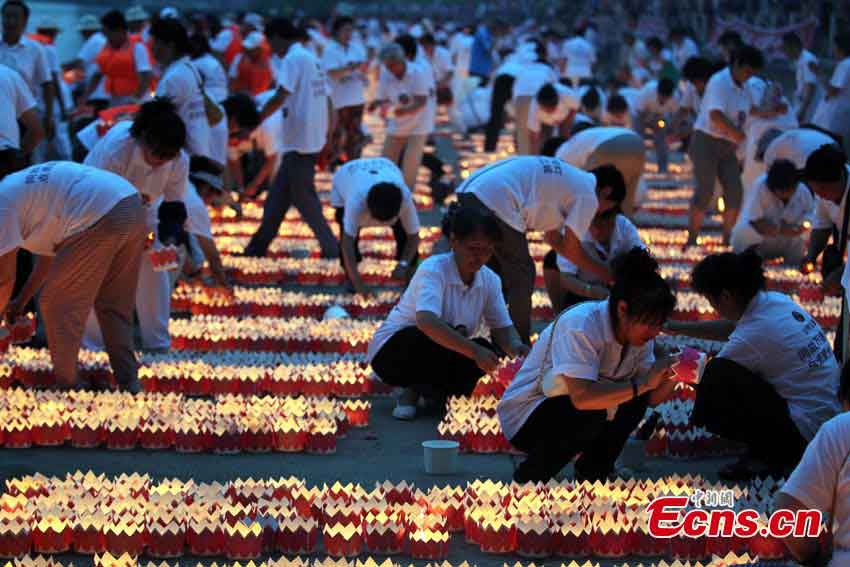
[228,31,272,96]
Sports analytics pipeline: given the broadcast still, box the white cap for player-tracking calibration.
[242,31,264,50]
[244,13,263,31]
[77,15,100,32]
[125,6,149,22]
[159,7,179,19]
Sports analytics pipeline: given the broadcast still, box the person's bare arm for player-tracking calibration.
[416,310,500,372]
[399,233,420,265]
[558,109,577,137]
[259,85,289,122]
[559,272,609,299]
[0,250,18,315]
[19,108,45,154]
[566,356,673,410]
[341,233,369,295]
[803,228,831,268]
[491,325,529,358]
[544,227,613,285]
[228,158,245,191]
[245,153,279,197]
[10,254,52,309]
[81,70,104,104]
[773,491,827,563]
[709,109,744,143]
[196,235,230,287]
[134,71,152,101]
[664,319,736,341]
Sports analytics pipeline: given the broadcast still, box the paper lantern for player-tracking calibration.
[224,521,263,560]
[0,521,31,558]
[408,528,449,560]
[363,513,404,555]
[515,517,551,558]
[323,522,362,558]
[31,517,71,554]
[103,522,146,557]
[145,521,185,558]
[74,513,107,554]
[186,521,223,556]
[94,552,138,567]
[478,516,516,554]
[275,517,318,555]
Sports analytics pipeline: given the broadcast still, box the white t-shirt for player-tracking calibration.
[329,157,420,237]
[457,156,598,235]
[733,175,814,245]
[78,32,107,99]
[795,49,820,100]
[633,80,680,115]
[368,252,513,362]
[183,181,213,240]
[828,57,850,97]
[556,214,644,276]
[426,46,454,84]
[0,162,136,256]
[0,64,36,150]
[561,36,596,81]
[694,67,750,142]
[193,53,229,103]
[679,81,702,113]
[813,166,850,232]
[0,36,50,99]
[764,128,838,169]
[780,413,850,567]
[156,57,212,159]
[555,126,636,169]
[277,43,330,154]
[511,62,558,102]
[375,60,436,137]
[527,83,580,133]
[672,37,699,70]
[321,39,367,109]
[498,298,655,440]
[84,121,188,225]
[718,291,840,440]
[449,33,473,74]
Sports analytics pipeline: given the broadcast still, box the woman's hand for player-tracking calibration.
[472,344,500,374]
[645,356,676,390]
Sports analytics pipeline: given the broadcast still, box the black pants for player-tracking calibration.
[333,207,417,267]
[244,151,338,258]
[511,393,650,483]
[371,326,495,398]
[485,74,515,152]
[692,357,808,469]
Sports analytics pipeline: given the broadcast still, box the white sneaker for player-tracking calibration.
[392,404,417,420]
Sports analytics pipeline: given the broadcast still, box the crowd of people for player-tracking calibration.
[0,2,850,563]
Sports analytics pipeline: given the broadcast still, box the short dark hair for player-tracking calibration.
[223,93,261,132]
[718,30,743,49]
[420,32,435,46]
[540,136,566,157]
[681,56,714,82]
[332,16,353,36]
[188,33,211,58]
[101,10,127,31]
[580,86,600,111]
[804,145,847,183]
[606,94,629,114]
[731,44,764,69]
[836,32,850,55]
[591,164,627,204]
[130,97,186,159]
[646,36,663,52]
[782,31,802,49]
[264,17,299,41]
[1,0,28,20]
[395,33,417,60]
[366,182,403,221]
[150,18,190,55]
[692,251,766,307]
[441,202,501,242]
[657,77,675,97]
[609,247,676,327]
[536,83,559,107]
[766,159,800,191]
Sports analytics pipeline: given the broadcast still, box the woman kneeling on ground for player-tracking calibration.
[498,247,678,483]
[368,203,529,421]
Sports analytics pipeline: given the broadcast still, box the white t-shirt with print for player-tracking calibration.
[0,162,136,256]
[556,214,645,277]
[527,83,580,133]
[457,156,598,236]
[368,252,513,362]
[718,291,841,440]
[276,43,331,154]
[498,298,654,440]
[330,157,420,237]
[0,64,36,150]
[321,39,367,109]
[375,60,436,137]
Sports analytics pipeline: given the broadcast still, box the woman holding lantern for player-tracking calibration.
[666,251,841,480]
[369,203,528,421]
[0,161,147,391]
[498,247,678,483]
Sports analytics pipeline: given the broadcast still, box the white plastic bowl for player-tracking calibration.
[422,440,459,474]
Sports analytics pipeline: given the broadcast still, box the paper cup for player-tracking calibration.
[423,440,459,475]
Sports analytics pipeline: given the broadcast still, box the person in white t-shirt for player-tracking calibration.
[561,29,596,87]
[603,91,635,128]
[512,55,558,155]
[782,32,822,124]
[669,28,699,71]
[527,82,579,154]
[331,157,421,296]
[542,208,645,312]
[499,247,677,482]
[633,78,679,173]
[189,33,229,103]
[0,161,146,392]
[222,92,274,199]
[72,16,108,104]
[548,125,646,215]
[666,251,840,480]
[80,99,188,352]
[687,45,764,247]
[0,63,42,154]
[419,33,453,90]
[456,156,626,342]
[370,204,528,420]
[731,159,813,264]
[763,126,839,170]
[322,16,368,164]
[813,33,850,154]
[243,17,338,259]
[775,368,850,567]
[372,42,435,192]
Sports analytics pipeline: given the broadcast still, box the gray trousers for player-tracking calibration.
[458,192,534,343]
[688,129,743,210]
[245,151,338,257]
[586,132,645,216]
[40,194,146,388]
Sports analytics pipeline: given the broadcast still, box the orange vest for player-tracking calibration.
[234,53,272,96]
[96,37,144,97]
[95,104,140,137]
[223,25,242,66]
[27,33,53,45]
